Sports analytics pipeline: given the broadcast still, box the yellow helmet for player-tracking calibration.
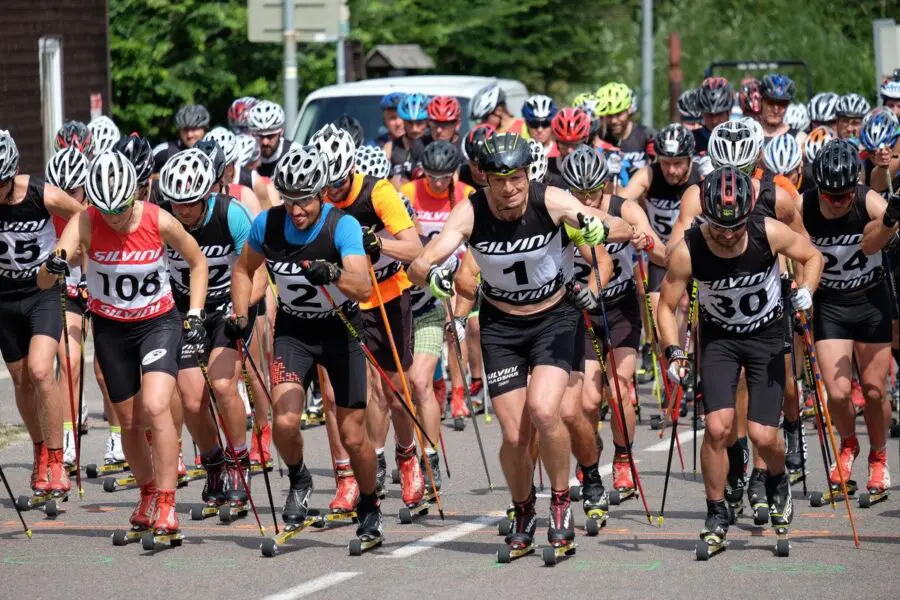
[596,82,633,116]
[572,92,599,118]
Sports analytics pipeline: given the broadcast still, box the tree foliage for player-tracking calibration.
[110,0,900,139]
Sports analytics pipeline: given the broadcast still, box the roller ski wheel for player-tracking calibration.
[496,542,534,564]
[858,488,889,508]
[190,504,220,520]
[695,534,726,561]
[569,485,582,501]
[102,475,135,492]
[542,542,576,566]
[497,504,515,536]
[649,415,663,430]
[112,527,148,546]
[16,492,65,516]
[810,480,857,507]
[453,416,466,431]
[399,492,435,524]
[141,530,184,551]
[788,470,806,486]
[752,504,768,526]
[218,503,249,523]
[608,488,635,506]
[178,467,206,487]
[774,527,790,557]
[86,461,129,479]
[390,469,400,485]
[261,513,321,557]
[348,534,382,556]
[584,510,608,536]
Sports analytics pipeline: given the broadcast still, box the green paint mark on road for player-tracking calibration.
[163,557,237,570]
[732,563,844,575]
[3,553,113,566]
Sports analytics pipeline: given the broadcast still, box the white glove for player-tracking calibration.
[454,318,466,344]
[695,155,714,178]
[791,286,812,312]
[606,153,622,175]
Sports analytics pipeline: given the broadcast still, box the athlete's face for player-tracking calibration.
[702,111,730,131]
[659,157,691,185]
[179,127,205,148]
[527,120,553,145]
[100,201,137,232]
[326,168,354,203]
[170,195,209,229]
[223,162,236,185]
[571,188,604,209]
[383,109,405,139]
[708,222,747,248]
[682,120,702,131]
[429,120,459,142]
[404,120,427,140]
[885,98,900,119]
[820,188,854,215]
[425,172,453,195]
[607,110,630,137]
[285,195,322,229]
[761,98,788,127]
[256,130,283,158]
[836,117,862,140]
[556,139,585,159]
[486,169,529,215]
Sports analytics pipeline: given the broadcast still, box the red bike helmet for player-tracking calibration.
[427,96,462,122]
[551,108,591,143]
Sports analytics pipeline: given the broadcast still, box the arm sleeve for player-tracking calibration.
[247,211,269,254]
[372,179,415,236]
[227,200,254,254]
[334,214,365,258]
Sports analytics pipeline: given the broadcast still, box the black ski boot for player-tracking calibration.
[581,464,609,535]
[548,488,575,548]
[354,493,383,542]
[783,419,806,482]
[724,475,744,524]
[766,471,793,557]
[375,452,386,499]
[224,448,250,506]
[696,499,730,560]
[505,488,537,548]
[201,451,226,506]
[636,344,654,384]
[746,468,769,525]
[283,462,313,525]
[419,451,442,492]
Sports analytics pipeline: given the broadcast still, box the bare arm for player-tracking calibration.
[544,186,632,242]
[658,240,692,351]
[381,227,423,263]
[239,186,263,217]
[44,183,85,221]
[861,189,896,255]
[37,211,90,289]
[334,254,373,302]
[618,166,651,203]
[620,198,667,266]
[766,218,822,293]
[159,210,208,312]
[232,244,265,318]
[408,200,474,286]
[666,184,702,255]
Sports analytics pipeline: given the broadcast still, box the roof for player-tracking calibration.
[302,75,527,101]
[366,44,435,70]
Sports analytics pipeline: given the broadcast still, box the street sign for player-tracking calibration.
[247,0,340,43]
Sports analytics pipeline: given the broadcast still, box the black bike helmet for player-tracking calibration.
[54,120,94,155]
[112,133,154,186]
[175,104,211,130]
[464,124,496,162]
[812,139,861,194]
[654,123,696,158]
[422,141,462,174]
[759,74,796,102]
[333,115,365,148]
[677,88,702,121]
[698,77,734,115]
[193,139,226,181]
[701,166,755,227]
[477,133,531,176]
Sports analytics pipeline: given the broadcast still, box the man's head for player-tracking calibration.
[834,94,870,140]
[562,145,608,207]
[881,79,900,119]
[86,152,139,230]
[427,96,462,142]
[159,148,215,229]
[273,146,330,230]
[470,83,506,127]
[477,133,532,213]
[397,93,430,141]
[738,78,762,120]
[654,123,696,185]
[247,100,287,158]
[174,104,210,148]
[812,139,862,213]
[701,166,755,248]
[523,94,558,144]
[551,108,591,159]
[808,92,839,130]
[597,82,633,138]
[759,74,796,129]
[422,141,462,195]
[380,92,406,139]
[698,77,734,131]
[311,124,357,203]
[677,89,702,130]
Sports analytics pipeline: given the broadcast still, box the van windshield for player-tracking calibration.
[293,96,471,145]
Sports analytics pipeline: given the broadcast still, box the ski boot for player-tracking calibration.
[218,448,250,522]
[329,467,360,515]
[87,428,128,479]
[141,489,183,550]
[746,468,769,525]
[177,446,205,486]
[79,402,90,435]
[580,464,609,535]
[811,436,859,507]
[450,386,469,431]
[249,422,274,472]
[636,343,654,384]
[469,378,485,414]
[190,451,227,520]
[497,501,517,536]
[47,448,71,499]
[113,482,157,546]
[696,499,729,560]
[301,389,325,429]
[349,493,384,556]
[610,453,636,505]
[16,442,62,516]
[766,472,793,557]
[543,488,576,566]
[724,475,744,525]
[397,448,429,523]
[419,451,442,493]
[375,452,387,499]
[63,425,77,475]
[497,489,537,563]
[858,449,891,508]
[283,462,313,527]
[433,378,447,420]
[783,419,807,485]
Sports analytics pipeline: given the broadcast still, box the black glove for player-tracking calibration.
[223,314,251,342]
[566,281,598,311]
[362,227,382,261]
[303,259,342,286]
[44,250,69,276]
[884,193,900,227]
[664,345,692,386]
[184,314,207,344]
[77,275,89,300]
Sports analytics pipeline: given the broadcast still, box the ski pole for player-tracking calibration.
[442,298,493,490]
[57,266,83,499]
[803,341,835,507]
[438,432,451,479]
[196,352,267,537]
[795,310,861,548]
[366,264,444,521]
[76,303,89,460]
[690,298,700,480]
[238,339,280,534]
[0,463,32,538]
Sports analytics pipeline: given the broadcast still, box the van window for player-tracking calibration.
[294,96,471,146]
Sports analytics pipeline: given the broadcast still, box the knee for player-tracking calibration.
[10,367,33,394]
[501,426,531,450]
[211,377,237,403]
[274,411,300,435]
[339,418,367,454]
[704,418,732,447]
[28,361,55,389]
[749,425,778,450]
[408,370,431,402]
[179,390,204,416]
[529,404,562,433]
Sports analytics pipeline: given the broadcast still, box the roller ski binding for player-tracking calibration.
[113,482,156,546]
[766,472,792,557]
[497,502,516,536]
[724,475,744,525]
[783,419,807,485]
[542,489,576,566]
[696,500,729,560]
[580,465,609,536]
[349,494,383,556]
[249,422,274,473]
[260,510,322,557]
[189,451,226,521]
[375,453,387,499]
[217,448,251,523]
[300,389,325,430]
[810,436,859,507]
[141,490,184,551]
[858,449,891,508]
[497,490,537,563]
[450,386,469,431]
[397,450,430,524]
[746,468,769,525]
[609,454,637,505]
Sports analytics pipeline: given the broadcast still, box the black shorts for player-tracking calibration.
[813,284,892,344]
[64,293,86,317]
[360,290,413,372]
[0,287,63,363]
[271,310,367,410]
[571,309,586,373]
[178,305,257,370]
[780,278,793,354]
[479,298,578,398]
[584,293,642,360]
[699,318,785,427]
[647,263,666,293]
[92,309,183,403]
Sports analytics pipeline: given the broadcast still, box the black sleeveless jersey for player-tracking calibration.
[692,127,713,155]
[753,168,779,219]
[687,215,782,335]
[458,163,480,189]
[389,137,426,180]
[605,124,655,175]
[646,162,701,241]
[0,177,57,299]
[571,195,634,303]
[152,140,185,173]
[257,138,295,178]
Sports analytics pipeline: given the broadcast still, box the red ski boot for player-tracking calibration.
[131,482,158,530]
[31,441,49,494]
[152,489,180,535]
[829,435,860,486]
[866,449,891,493]
[329,467,360,513]
[46,448,71,498]
[397,448,425,507]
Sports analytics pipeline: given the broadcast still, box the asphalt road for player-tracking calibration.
[1,357,899,600]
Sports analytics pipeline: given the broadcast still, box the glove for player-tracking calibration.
[445,317,466,344]
[77,275,89,300]
[664,345,692,386]
[303,259,341,286]
[695,155,714,178]
[567,281,598,311]
[44,250,69,276]
[606,153,622,175]
[579,214,609,246]
[791,286,812,312]
[427,265,454,300]
[884,193,900,227]
[184,313,207,344]
[362,227,382,261]
[223,314,251,342]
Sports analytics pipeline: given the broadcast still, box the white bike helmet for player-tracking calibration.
[708,120,762,172]
[158,148,215,204]
[204,127,238,165]
[311,123,356,184]
[763,134,802,175]
[86,151,137,213]
[88,116,121,155]
[523,94,556,121]
[46,147,89,191]
[784,103,810,133]
[273,146,329,201]
[527,139,548,182]
[248,100,286,134]
[881,79,900,101]
[355,145,391,179]
[836,94,871,119]
[0,130,19,181]
[803,126,836,163]
[470,82,504,120]
[235,134,261,167]
[808,92,839,123]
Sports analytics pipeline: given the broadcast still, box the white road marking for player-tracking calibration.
[260,572,360,600]
[0,354,94,381]
[382,515,497,558]
[644,430,695,452]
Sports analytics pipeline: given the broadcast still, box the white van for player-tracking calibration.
[290,75,529,144]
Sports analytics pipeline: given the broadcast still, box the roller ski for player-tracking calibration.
[746,468,770,525]
[497,489,537,563]
[810,436,859,507]
[609,454,637,505]
[189,451,227,521]
[783,419,807,485]
[249,422,274,472]
[541,489,576,566]
[15,491,66,517]
[497,502,516,536]
[21,447,71,516]
[260,510,321,557]
[858,449,891,508]
[85,461,129,479]
[216,448,251,523]
[88,429,129,478]
[327,466,360,525]
[300,391,325,429]
[396,449,431,524]
[348,494,383,556]
[696,500,730,560]
[141,489,184,551]
[724,476,744,525]
[580,465,609,536]
[112,482,156,546]
[450,386,469,431]
[766,472,793,557]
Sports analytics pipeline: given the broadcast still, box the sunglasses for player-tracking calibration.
[99,197,135,216]
[281,192,318,206]
[527,119,552,129]
[709,219,747,233]
[821,189,854,202]
[328,175,350,190]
